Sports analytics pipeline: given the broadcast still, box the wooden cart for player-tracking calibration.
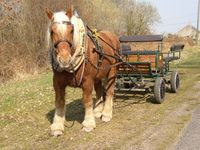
[116,35,184,103]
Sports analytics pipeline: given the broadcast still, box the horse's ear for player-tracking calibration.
[66,5,74,19]
[46,8,53,19]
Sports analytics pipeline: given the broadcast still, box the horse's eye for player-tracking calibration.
[71,29,74,34]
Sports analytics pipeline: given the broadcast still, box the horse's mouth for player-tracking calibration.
[57,58,72,70]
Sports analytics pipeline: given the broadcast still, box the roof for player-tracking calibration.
[119,35,163,43]
[177,24,200,37]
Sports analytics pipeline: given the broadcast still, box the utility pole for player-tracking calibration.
[196,0,200,44]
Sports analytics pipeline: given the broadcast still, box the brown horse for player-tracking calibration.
[46,7,120,136]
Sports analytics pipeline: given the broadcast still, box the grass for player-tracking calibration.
[175,46,200,68]
[0,46,200,149]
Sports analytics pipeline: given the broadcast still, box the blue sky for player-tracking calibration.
[141,0,198,34]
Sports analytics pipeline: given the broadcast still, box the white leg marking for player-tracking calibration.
[82,104,96,132]
[51,107,65,136]
[102,95,113,122]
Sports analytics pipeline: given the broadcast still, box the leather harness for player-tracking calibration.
[49,20,128,86]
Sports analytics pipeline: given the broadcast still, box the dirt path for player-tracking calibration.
[174,107,200,150]
[173,81,200,150]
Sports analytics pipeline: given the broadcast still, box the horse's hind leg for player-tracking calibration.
[101,69,116,122]
[94,81,105,118]
[51,78,66,136]
[82,78,96,132]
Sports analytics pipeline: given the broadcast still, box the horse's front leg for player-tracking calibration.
[82,79,96,132]
[51,78,66,136]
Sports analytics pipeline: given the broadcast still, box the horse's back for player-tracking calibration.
[99,31,120,51]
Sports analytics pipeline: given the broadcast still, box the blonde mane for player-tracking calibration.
[47,11,80,49]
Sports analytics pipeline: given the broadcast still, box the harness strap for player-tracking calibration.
[87,30,105,68]
[86,57,122,70]
[86,25,139,72]
[54,39,72,48]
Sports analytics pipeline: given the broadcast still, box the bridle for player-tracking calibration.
[54,39,72,49]
[51,21,74,49]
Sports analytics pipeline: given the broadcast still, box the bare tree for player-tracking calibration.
[115,0,160,35]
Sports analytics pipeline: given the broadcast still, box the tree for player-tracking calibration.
[115,0,160,35]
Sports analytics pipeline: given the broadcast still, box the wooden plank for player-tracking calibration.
[118,63,151,75]
[124,55,156,68]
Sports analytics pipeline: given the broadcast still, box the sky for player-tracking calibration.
[141,0,198,34]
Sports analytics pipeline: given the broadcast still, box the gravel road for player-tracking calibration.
[175,107,200,150]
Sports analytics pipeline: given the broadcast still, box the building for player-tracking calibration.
[177,24,200,40]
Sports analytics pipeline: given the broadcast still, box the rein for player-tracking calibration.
[86,26,131,71]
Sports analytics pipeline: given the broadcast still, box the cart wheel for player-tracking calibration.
[170,71,180,93]
[154,77,166,104]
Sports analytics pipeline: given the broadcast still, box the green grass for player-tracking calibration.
[175,46,200,68]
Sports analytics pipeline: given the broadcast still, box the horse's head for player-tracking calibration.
[46,6,75,69]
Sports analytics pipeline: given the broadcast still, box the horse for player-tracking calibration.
[46,6,120,136]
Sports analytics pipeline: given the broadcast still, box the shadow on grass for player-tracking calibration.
[114,90,158,108]
[114,85,178,107]
[46,98,84,125]
[46,90,162,124]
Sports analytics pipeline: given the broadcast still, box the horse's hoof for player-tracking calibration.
[82,127,94,132]
[51,130,63,137]
[51,123,64,137]
[94,111,102,118]
[82,119,96,132]
[102,115,112,122]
